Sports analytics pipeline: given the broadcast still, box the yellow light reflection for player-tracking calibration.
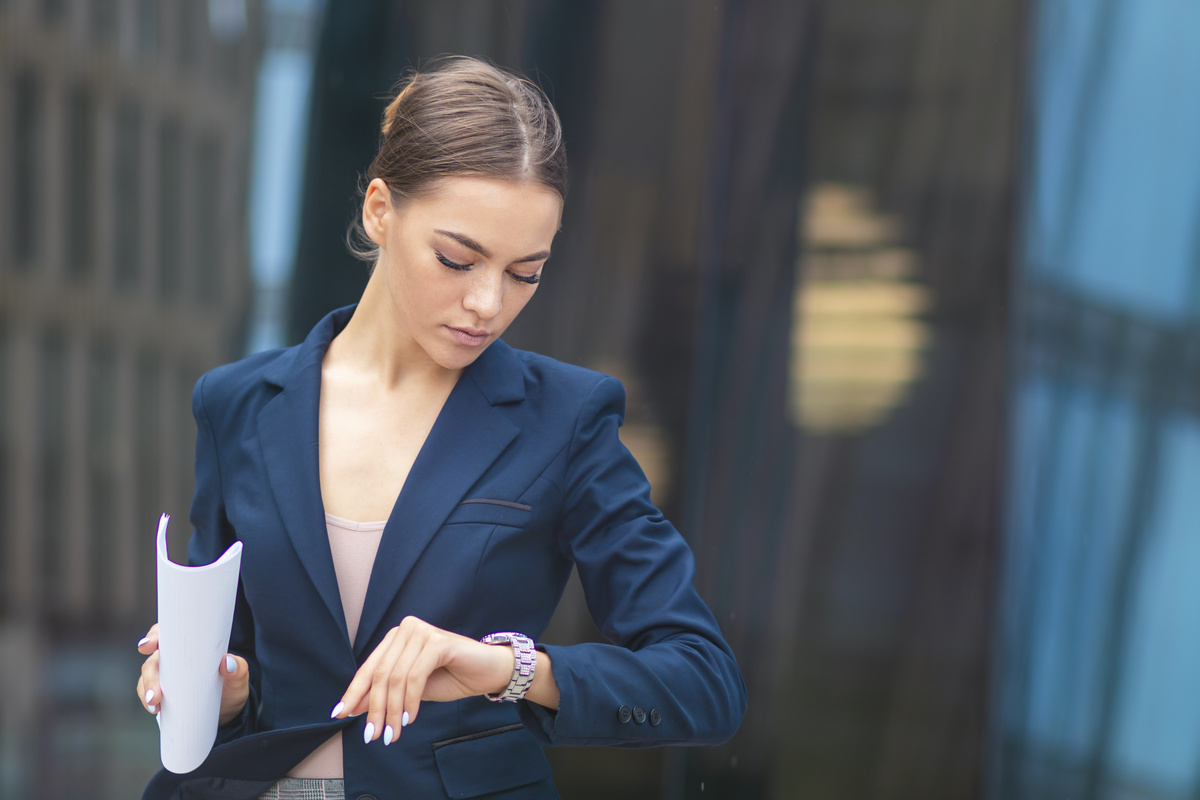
[790,184,930,433]
[590,358,672,506]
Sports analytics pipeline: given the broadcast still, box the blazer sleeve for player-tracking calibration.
[518,376,747,747]
[186,372,261,745]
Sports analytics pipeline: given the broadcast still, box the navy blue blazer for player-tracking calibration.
[143,306,745,800]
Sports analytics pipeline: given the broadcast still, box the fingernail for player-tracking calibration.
[145,689,155,704]
[148,705,157,713]
[383,725,394,746]
[363,722,375,744]
[137,637,150,647]
[225,655,236,674]
[401,711,410,727]
[330,701,345,719]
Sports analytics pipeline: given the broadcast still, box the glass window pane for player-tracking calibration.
[38,331,67,621]
[135,354,160,608]
[0,326,8,619]
[66,86,96,278]
[90,0,118,44]
[87,343,117,620]
[196,137,221,304]
[157,122,183,300]
[137,0,159,60]
[112,103,141,290]
[12,69,40,269]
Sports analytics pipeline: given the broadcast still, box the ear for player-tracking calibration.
[362,178,393,246]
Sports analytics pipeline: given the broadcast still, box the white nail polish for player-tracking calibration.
[148,705,157,713]
[363,722,375,744]
[145,689,155,704]
[225,655,236,674]
[383,725,394,746]
[137,637,150,648]
[401,711,410,727]
[330,701,345,719]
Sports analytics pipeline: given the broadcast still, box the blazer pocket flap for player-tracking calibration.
[443,499,531,528]
[433,725,552,798]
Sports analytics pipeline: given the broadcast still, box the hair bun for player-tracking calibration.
[381,77,417,137]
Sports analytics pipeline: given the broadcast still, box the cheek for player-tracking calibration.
[393,262,462,313]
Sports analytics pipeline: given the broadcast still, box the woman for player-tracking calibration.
[137,57,745,800]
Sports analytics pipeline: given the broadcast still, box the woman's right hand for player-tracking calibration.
[136,623,251,726]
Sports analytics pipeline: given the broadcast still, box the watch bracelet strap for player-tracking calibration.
[481,632,536,702]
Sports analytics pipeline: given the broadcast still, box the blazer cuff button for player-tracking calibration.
[617,705,632,724]
[632,705,647,724]
[649,707,662,726]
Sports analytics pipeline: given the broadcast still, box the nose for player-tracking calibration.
[462,269,504,320]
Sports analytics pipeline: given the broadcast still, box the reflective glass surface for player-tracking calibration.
[992,2,1200,798]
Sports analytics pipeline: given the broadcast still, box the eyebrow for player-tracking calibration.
[435,229,550,264]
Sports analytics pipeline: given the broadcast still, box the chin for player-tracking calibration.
[433,344,492,372]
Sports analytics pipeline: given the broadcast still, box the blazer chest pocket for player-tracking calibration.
[432,724,553,798]
[443,498,532,529]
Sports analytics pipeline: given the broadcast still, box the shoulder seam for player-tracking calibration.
[194,373,229,511]
[565,374,618,466]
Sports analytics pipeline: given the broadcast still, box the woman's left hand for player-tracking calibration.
[331,616,515,745]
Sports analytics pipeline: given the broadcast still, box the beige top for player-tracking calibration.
[287,513,386,779]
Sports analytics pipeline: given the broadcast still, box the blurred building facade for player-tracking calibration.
[4,1,1200,799]
[0,0,262,796]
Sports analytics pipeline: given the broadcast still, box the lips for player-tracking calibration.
[447,326,490,347]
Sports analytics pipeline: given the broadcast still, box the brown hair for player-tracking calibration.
[350,56,567,264]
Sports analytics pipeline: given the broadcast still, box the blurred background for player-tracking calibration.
[2,0,1199,798]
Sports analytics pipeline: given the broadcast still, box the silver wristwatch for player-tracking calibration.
[481,631,537,702]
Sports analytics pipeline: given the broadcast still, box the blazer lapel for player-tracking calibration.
[256,309,353,644]
[354,341,525,655]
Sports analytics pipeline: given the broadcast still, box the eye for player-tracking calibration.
[436,252,470,271]
[508,271,541,286]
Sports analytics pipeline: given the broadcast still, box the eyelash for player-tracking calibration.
[510,272,541,286]
[436,252,470,271]
[435,252,541,285]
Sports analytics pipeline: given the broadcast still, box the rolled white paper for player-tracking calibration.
[155,513,244,773]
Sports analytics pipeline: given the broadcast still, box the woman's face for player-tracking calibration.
[363,175,562,372]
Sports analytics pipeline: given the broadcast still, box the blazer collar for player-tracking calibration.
[261,305,526,404]
[256,305,524,653]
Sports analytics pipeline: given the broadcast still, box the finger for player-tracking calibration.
[138,651,162,713]
[218,653,240,677]
[216,654,251,726]
[388,643,441,738]
[137,623,160,654]
[384,652,422,748]
[366,630,420,743]
[381,622,445,742]
[335,628,397,719]
[140,652,160,706]
[219,654,250,696]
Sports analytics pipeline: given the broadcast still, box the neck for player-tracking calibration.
[329,269,463,391]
